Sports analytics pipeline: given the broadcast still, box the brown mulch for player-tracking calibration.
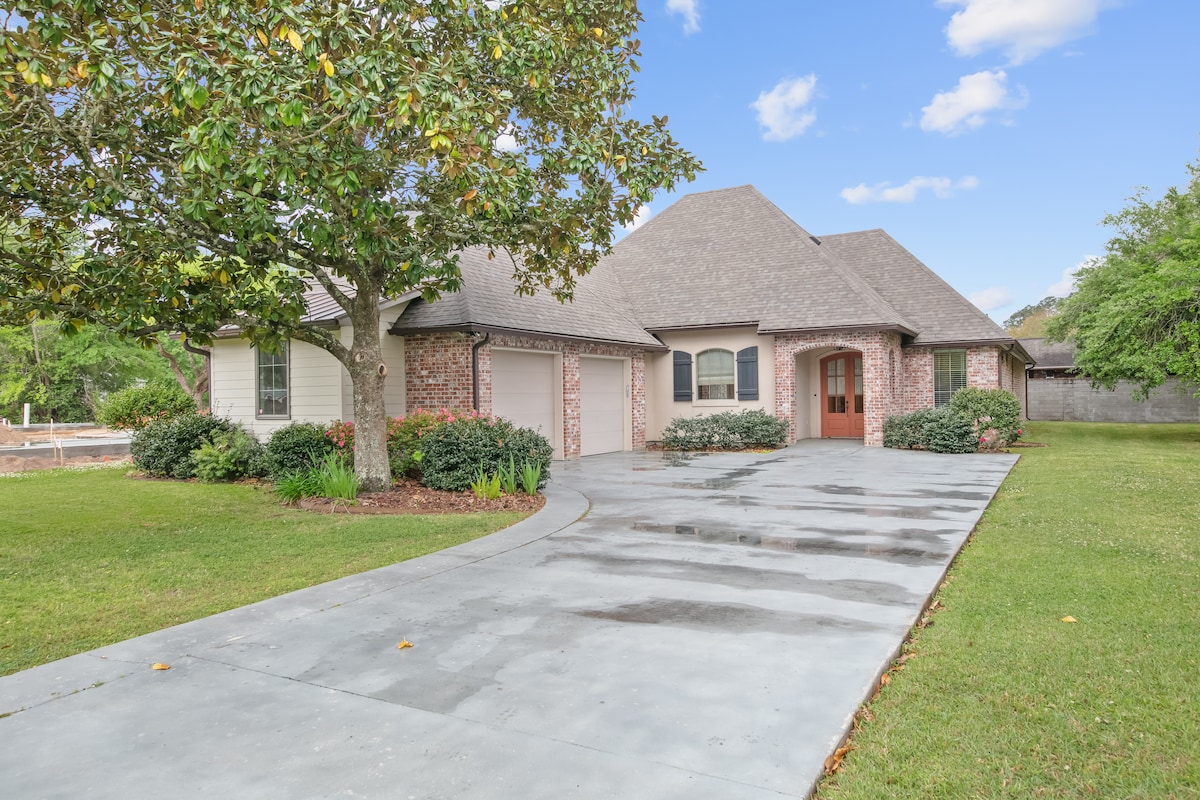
[297,477,545,515]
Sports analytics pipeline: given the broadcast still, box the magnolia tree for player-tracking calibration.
[0,0,700,490]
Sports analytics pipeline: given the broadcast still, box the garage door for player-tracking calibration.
[580,357,625,456]
[491,350,557,446]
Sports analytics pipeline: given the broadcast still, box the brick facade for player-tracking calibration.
[400,331,646,459]
[774,331,903,446]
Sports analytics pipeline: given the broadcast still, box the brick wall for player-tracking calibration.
[901,344,1011,413]
[774,331,902,446]
[402,331,646,459]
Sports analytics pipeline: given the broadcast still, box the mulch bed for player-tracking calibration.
[297,477,545,515]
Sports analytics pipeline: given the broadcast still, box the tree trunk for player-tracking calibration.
[345,299,392,493]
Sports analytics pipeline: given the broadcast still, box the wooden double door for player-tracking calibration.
[820,352,865,438]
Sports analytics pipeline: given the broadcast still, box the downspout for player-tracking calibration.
[471,331,490,412]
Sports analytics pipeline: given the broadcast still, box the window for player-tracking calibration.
[257,343,290,418]
[933,349,966,407]
[696,349,735,400]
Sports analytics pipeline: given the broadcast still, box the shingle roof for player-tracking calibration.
[1019,338,1077,369]
[390,246,663,348]
[604,185,916,334]
[818,229,1014,346]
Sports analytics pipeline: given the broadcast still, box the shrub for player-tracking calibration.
[97,380,194,430]
[131,414,237,478]
[193,427,270,482]
[661,409,789,451]
[266,422,335,478]
[274,469,322,504]
[419,416,553,492]
[315,451,359,501]
[386,408,460,478]
[950,387,1023,446]
[884,407,978,454]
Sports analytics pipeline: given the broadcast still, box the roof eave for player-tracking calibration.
[757,322,918,338]
[388,322,668,352]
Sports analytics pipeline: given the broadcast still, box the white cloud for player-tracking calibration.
[920,70,1027,135]
[1047,256,1098,296]
[938,0,1106,64]
[751,75,819,142]
[840,175,979,205]
[666,0,700,35]
[623,205,653,232]
[494,124,519,152]
[969,286,1014,312]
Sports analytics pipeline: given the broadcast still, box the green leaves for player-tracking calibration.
[1050,160,1200,398]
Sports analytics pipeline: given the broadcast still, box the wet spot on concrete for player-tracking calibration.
[544,552,921,606]
[712,497,963,519]
[808,484,993,501]
[629,522,947,563]
[577,599,887,634]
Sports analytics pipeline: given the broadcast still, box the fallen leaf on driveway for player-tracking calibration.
[151,663,170,670]
[1061,616,1078,623]
[397,640,413,649]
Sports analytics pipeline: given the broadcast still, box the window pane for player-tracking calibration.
[933,349,966,407]
[697,349,735,400]
[257,343,289,418]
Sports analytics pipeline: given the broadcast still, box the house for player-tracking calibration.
[1021,338,1200,423]
[209,186,1030,456]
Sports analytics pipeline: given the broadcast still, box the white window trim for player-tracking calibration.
[256,342,291,420]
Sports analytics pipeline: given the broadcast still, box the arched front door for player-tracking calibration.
[820,352,865,438]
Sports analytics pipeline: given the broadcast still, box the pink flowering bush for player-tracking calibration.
[323,408,480,480]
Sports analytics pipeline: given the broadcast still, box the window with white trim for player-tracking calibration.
[257,343,290,419]
[933,349,967,407]
[696,349,735,400]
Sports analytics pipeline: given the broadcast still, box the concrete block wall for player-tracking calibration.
[1026,377,1200,422]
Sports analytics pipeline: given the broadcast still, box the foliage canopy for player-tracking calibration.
[1048,160,1200,397]
[0,0,701,488]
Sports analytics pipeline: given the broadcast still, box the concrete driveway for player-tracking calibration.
[0,441,1017,799]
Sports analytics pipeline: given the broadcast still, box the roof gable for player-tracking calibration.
[604,185,915,334]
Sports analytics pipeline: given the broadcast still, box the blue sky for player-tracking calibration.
[620,0,1200,324]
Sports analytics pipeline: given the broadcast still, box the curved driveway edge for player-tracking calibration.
[0,441,1017,799]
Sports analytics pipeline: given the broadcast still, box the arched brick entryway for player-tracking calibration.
[773,331,903,446]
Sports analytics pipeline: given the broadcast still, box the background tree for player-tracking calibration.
[1003,295,1061,338]
[0,1,701,490]
[1048,159,1200,397]
[0,319,183,423]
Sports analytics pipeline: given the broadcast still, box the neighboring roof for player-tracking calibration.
[603,185,916,335]
[1019,338,1077,369]
[390,247,663,349]
[818,228,1015,347]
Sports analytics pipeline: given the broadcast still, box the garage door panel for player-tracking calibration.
[580,357,625,456]
[492,351,556,442]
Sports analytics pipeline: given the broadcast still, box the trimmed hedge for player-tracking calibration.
[950,387,1022,446]
[130,414,238,478]
[419,416,553,492]
[661,409,789,451]
[883,406,978,454]
[265,422,335,478]
[97,380,195,430]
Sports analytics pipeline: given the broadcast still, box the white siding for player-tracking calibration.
[209,337,348,439]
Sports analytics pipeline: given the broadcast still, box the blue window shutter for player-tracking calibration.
[673,351,693,401]
[736,347,759,401]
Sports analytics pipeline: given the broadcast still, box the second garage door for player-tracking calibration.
[580,357,626,456]
[492,350,558,453]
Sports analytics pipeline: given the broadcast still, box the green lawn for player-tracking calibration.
[0,466,527,676]
[817,422,1200,799]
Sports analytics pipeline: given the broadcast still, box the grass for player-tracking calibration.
[0,466,527,676]
[816,422,1200,799]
